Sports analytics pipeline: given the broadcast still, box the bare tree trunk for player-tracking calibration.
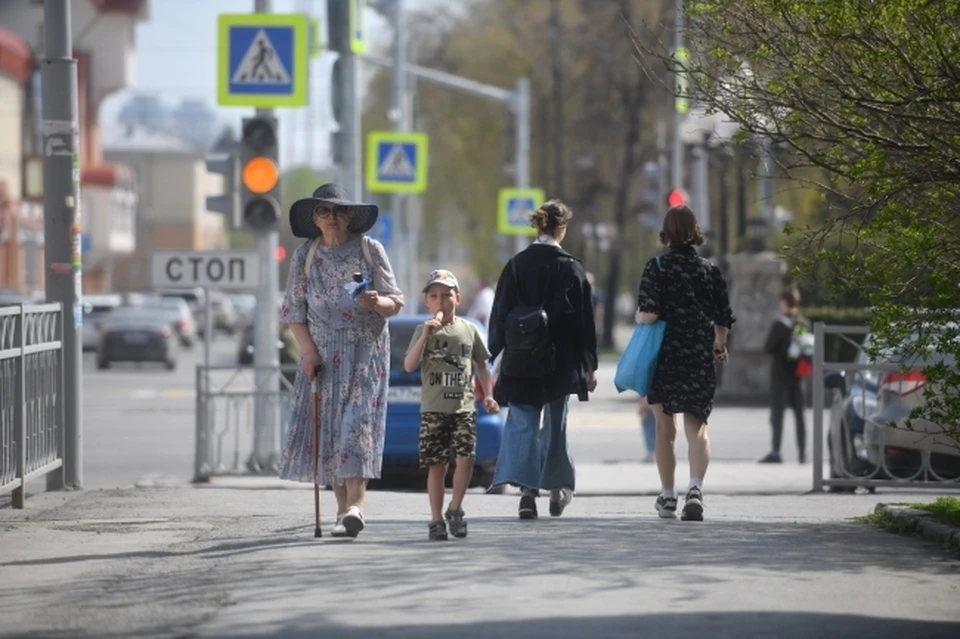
[549,0,565,201]
[601,86,643,350]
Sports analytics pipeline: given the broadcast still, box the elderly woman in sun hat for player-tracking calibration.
[278,183,404,538]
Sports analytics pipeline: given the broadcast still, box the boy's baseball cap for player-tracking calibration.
[422,269,459,292]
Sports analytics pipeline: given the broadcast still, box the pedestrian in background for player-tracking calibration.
[488,199,598,520]
[278,183,404,538]
[467,278,496,330]
[759,288,810,464]
[638,395,656,463]
[404,269,499,541]
[636,205,735,522]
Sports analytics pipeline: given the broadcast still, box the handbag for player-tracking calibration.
[614,256,666,395]
[501,259,559,378]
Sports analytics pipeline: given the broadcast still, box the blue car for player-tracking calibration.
[382,315,505,488]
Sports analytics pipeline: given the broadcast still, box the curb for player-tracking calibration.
[873,502,960,553]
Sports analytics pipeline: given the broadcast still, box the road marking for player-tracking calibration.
[129,388,194,400]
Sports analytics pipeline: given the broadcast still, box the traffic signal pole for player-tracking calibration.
[249,0,281,472]
[41,0,81,490]
[672,0,685,196]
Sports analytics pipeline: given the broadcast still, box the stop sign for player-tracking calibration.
[667,189,689,208]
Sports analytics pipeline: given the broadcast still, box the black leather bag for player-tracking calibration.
[502,259,557,378]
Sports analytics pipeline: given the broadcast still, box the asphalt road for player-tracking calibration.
[77,332,819,490]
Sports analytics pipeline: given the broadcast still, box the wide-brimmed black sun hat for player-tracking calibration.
[289,183,379,239]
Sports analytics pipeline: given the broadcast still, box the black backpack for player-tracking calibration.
[502,258,559,378]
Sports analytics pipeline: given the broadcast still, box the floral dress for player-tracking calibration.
[637,244,735,423]
[278,235,404,484]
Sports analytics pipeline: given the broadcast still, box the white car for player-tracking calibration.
[81,294,123,351]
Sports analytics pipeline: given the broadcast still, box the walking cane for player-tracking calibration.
[310,367,322,538]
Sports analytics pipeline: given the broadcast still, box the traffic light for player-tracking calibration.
[240,115,281,231]
[667,188,689,208]
[205,153,240,229]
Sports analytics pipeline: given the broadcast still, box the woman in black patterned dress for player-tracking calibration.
[636,205,735,522]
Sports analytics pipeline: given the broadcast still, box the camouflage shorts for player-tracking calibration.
[419,412,477,468]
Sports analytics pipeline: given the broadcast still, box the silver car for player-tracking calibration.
[96,308,179,371]
[864,328,960,480]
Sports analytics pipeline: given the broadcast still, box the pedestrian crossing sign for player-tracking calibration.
[365,131,429,194]
[217,13,308,108]
[498,188,545,236]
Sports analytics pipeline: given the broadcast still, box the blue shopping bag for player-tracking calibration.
[614,319,666,395]
[614,256,666,395]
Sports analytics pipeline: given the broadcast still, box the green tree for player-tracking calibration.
[635,0,960,445]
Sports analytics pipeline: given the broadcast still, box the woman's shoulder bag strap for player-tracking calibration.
[304,237,322,273]
[303,236,374,272]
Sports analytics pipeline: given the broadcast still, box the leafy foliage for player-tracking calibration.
[634,0,960,444]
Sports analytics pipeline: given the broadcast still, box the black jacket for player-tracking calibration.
[763,314,808,381]
[488,243,598,406]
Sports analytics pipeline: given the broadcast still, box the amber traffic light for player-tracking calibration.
[240,116,280,230]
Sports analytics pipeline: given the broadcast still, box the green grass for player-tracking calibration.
[906,496,960,528]
[856,497,960,554]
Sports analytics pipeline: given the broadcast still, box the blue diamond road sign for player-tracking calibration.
[369,212,393,250]
[218,14,308,107]
[365,131,428,194]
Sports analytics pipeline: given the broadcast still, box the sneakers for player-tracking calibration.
[656,488,705,521]
[445,508,468,538]
[549,488,573,517]
[759,451,783,463]
[341,505,365,538]
[655,494,678,518]
[681,486,704,521]
[428,520,448,541]
[518,494,538,520]
[331,512,347,538]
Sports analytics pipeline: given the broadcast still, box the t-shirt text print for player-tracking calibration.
[407,317,492,414]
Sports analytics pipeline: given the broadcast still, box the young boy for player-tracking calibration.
[404,269,500,541]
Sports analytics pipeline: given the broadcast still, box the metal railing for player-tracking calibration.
[0,303,64,507]
[812,323,960,492]
[194,364,296,481]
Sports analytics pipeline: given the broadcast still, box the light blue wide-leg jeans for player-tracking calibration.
[490,396,575,494]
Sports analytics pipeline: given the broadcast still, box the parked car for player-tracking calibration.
[81,294,123,352]
[823,335,882,489]
[381,315,504,489]
[229,293,257,326]
[862,327,960,480]
[0,289,33,306]
[158,288,205,318]
[236,321,290,365]
[96,308,179,371]
[140,298,197,348]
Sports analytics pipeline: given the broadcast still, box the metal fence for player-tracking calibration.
[0,303,64,507]
[812,323,960,492]
[194,364,296,481]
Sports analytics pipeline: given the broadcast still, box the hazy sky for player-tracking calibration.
[100,0,439,167]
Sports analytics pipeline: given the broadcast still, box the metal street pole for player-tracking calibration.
[250,0,280,472]
[694,133,710,232]
[340,52,361,201]
[672,0,685,196]
[41,0,81,489]
[390,0,411,313]
[513,77,531,255]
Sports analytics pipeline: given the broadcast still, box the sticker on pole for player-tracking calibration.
[497,188,545,237]
[218,13,308,108]
[365,131,428,194]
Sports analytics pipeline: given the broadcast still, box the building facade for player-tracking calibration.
[0,0,147,293]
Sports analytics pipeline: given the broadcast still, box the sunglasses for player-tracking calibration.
[313,205,351,219]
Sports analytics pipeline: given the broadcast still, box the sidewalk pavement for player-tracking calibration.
[2,483,958,639]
